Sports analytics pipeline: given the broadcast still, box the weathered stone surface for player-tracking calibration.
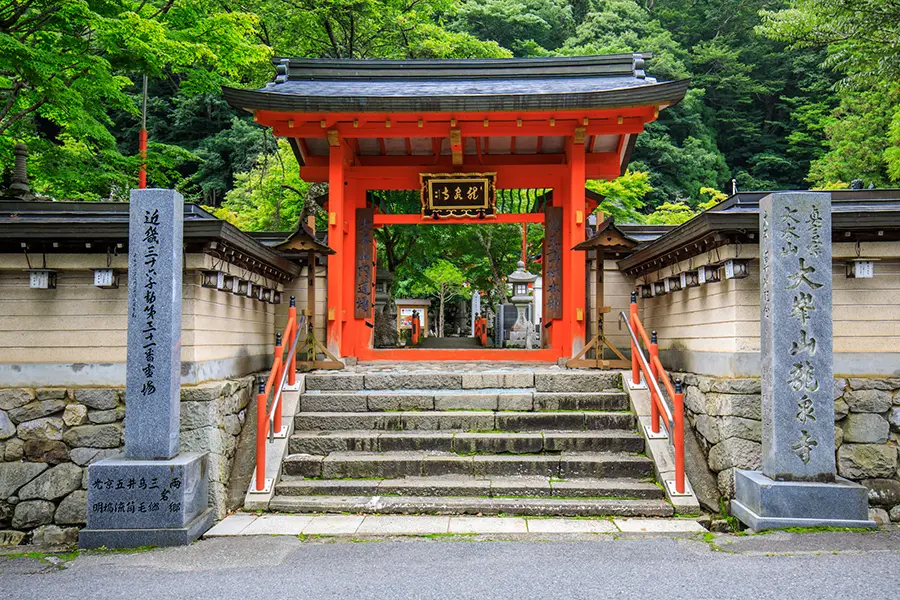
[888,407,900,433]
[180,381,226,402]
[0,530,25,546]
[0,462,48,497]
[684,386,706,415]
[31,524,79,546]
[843,390,892,414]
[861,479,900,507]
[55,490,87,525]
[834,426,843,449]
[890,505,900,522]
[869,507,890,525]
[834,398,849,421]
[840,413,889,444]
[305,374,365,391]
[62,424,122,448]
[180,400,219,430]
[24,439,69,464]
[0,389,34,411]
[75,389,119,410]
[848,378,900,391]
[0,411,15,440]
[68,447,119,467]
[62,404,88,427]
[223,414,242,436]
[4,438,23,461]
[17,417,63,441]
[11,499,55,529]
[718,416,762,442]
[87,408,119,424]
[533,372,619,392]
[497,393,532,411]
[837,444,898,479]
[708,437,761,472]
[707,378,762,395]
[833,379,847,400]
[8,399,66,424]
[693,414,719,444]
[365,373,463,390]
[36,389,68,401]
[717,467,736,497]
[19,463,82,501]
[180,426,227,456]
[705,394,762,420]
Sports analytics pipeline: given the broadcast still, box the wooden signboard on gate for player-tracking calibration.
[420,173,496,219]
[354,207,375,319]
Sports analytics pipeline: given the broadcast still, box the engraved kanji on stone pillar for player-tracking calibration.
[760,192,834,481]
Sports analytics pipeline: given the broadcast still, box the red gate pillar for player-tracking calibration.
[563,134,587,358]
[326,140,347,357]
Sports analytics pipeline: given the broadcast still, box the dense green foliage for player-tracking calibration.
[3,0,897,207]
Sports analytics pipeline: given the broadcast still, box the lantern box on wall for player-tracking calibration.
[201,270,226,289]
[93,268,119,289]
[665,276,682,293]
[259,287,273,303]
[637,284,653,299]
[244,281,255,298]
[652,280,667,296]
[723,258,750,280]
[698,265,720,284]
[233,278,249,296]
[270,291,283,305]
[679,270,700,288]
[28,269,57,289]
[220,274,236,292]
[846,259,876,278]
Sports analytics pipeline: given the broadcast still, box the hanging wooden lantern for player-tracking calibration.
[698,265,721,284]
[652,280,667,296]
[666,276,682,292]
[680,270,700,288]
[93,269,119,289]
[846,259,876,278]
[723,258,750,280]
[28,269,57,289]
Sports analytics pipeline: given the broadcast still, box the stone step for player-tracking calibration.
[289,430,645,455]
[268,494,673,518]
[303,370,622,393]
[282,451,653,479]
[298,390,630,413]
[293,411,636,432]
[275,475,665,500]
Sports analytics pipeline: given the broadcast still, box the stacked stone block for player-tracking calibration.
[0,376,253,546]
[681,374,900,522]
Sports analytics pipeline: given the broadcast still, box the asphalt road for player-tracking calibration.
[3,530,899,600]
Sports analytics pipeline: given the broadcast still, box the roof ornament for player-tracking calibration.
[273,57,290,86]
[632,53,646,79]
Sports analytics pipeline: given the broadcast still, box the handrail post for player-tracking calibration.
[287,296,297,387]
[629,292,640,386]
[649,330,660,434]
[272,332,283,435]
[255,377,267,491]
[674,378,686,494]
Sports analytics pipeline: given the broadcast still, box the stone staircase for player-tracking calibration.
[269,368,673,517]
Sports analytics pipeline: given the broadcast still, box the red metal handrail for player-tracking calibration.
[619,292,686,494]
[255,296,306,492]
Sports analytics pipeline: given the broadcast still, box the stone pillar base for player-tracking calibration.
[79,452,212,549]
[731,470,875,531]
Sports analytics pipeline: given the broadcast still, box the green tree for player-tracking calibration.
[412,259,469,337]
[585,169,652,223]
[451,0,575,56]
[0,0,268,199]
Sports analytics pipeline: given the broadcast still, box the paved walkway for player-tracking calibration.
[3,528,899,600]
[206,513,706,536]
[324,361,565,372]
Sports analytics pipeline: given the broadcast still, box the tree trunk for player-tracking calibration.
[438,285,446,338]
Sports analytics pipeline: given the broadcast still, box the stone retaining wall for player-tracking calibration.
[0,376,253,546]
[682,374,900,523]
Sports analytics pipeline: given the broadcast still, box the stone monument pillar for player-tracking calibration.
[79,189,214,548]
[732,192,873,531]
[470,291,481,336]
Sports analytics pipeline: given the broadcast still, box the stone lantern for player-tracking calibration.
[506,260,537,349]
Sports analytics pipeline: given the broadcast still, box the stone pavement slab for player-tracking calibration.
[205,514,257,536]
[356,516,450,535]
[526,518,617,533]
[242,515,314,536]
[448,517,528,533]
[302,515,365,535]
[613,518,706,533]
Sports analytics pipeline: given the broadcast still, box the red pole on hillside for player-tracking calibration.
[139,75,148,189]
